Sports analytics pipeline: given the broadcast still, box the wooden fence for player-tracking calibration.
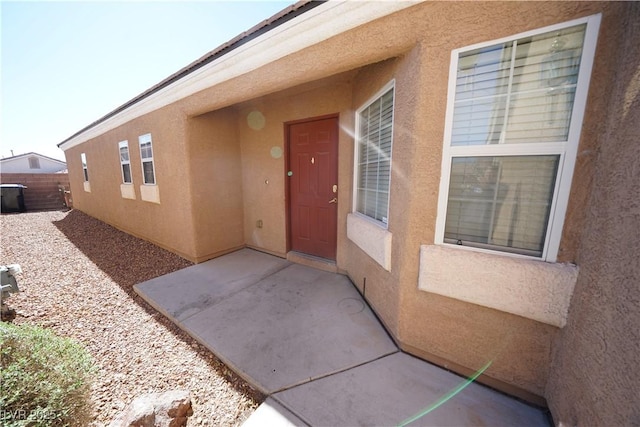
[1,173,71,211]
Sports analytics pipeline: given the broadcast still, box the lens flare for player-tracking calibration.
[397,360,493,426]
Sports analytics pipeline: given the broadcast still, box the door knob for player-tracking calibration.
[329,197,337,204]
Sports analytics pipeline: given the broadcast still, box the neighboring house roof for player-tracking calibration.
[1,152,66,167]
[58,1,415,151]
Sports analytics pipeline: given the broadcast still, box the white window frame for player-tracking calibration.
[435,14,601,263]
[138,133,156,185]
[352,80,395,228]
[118,140,132,184]
[81,153,88,182]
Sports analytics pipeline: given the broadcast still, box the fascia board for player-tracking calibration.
[59,1,419,151]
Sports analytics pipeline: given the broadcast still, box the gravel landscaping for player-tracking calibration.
[0,210,264,426]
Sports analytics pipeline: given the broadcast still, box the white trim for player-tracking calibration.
[352,80,395,228]
[58,1,418,152]
[138,133,156,185]
[118,140,132,184]
[81,153,88,182]
[545,14,601,261]
[434,14,601,263]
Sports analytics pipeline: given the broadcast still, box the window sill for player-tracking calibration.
[347,213,392,271]
[418,245,578,327]
[120,184,136,200]
[83,181,91,193]
[140,184,160,204]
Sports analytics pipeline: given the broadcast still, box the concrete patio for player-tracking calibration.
[134,248,550,426]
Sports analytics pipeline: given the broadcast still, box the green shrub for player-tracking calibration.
[0,322,95,427]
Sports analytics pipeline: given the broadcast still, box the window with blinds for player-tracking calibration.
[452,24,585,147]
[445,155,559,257]
[81,153,88,182]
[119,141,132,184]
[138,134,156,185]
[355,85,395,226]
[437,16,600,261]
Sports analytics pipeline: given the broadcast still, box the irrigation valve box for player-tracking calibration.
[1,264,21,318]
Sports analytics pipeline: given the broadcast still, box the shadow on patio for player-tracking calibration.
[51,209,263,402]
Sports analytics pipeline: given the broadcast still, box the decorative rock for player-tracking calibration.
[109,390,193,427]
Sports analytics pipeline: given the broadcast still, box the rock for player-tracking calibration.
[109,390,193,427]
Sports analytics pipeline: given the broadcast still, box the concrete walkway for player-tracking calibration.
[134,248,549,426]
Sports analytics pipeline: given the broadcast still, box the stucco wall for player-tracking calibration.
[546,3,640,425]
[156,1,628,401]
[338,25,560,400]
[59,1,633,408]
[187,108,245,261]
[343,57,404,338]
[65,104,197,260]
[362,1,625,402]
[235,73,355,259]
[418,245,579,328]
[271,0,632,403]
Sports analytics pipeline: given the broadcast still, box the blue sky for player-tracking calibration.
[1,1,292,161]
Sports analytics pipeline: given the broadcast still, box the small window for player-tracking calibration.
[81,153,89,182]
[28,156,40,169]
[119,141,132,184]
[139,133,155,185]
[354,82,395,226]
[436,15,600,261]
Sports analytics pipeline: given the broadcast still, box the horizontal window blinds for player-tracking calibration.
[119,145,129,162]
[142,162,155,185]
[140,142,153,159]
[441,21,593,258]
[452,24,586,146]
[444,155,559,257]
[357,88,394,224]
[139,135,155,185]
[119,142,132,184]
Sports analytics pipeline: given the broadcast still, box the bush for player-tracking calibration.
[0,322,95,427]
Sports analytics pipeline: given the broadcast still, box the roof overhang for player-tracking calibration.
[58,0,418,152]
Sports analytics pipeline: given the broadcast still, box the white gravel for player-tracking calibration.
[0,210,263,426]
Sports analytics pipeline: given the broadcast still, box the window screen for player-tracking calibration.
[444,155,559,257]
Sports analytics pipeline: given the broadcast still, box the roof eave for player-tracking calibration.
[57,0,321,149]
[58,0,419,151]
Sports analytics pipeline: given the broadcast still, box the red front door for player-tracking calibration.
[287,116,338,260]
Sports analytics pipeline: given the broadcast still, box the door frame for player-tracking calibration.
[284,113,340,257]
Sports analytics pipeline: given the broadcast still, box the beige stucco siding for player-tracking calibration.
[315,0,627,402]
[187,108,245,262]
[235,73,355,258]
[546,3,640,425]
[65,105,197,260]
[61,1,634,411]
